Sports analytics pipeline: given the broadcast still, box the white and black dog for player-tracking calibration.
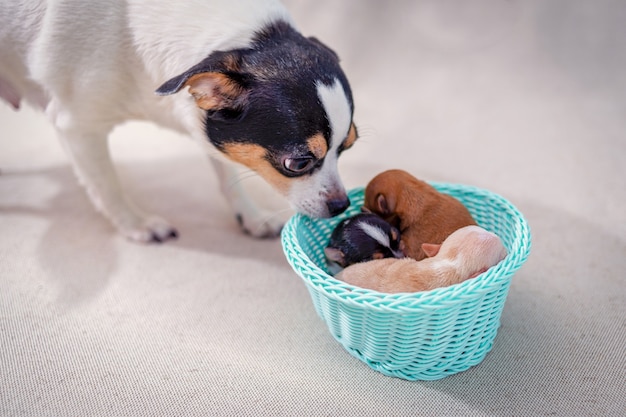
[0,0,357,242]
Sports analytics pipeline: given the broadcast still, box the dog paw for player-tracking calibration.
[235,212,284,239]
[119,215,179,243]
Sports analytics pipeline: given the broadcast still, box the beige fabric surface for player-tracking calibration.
[1,1,625,416]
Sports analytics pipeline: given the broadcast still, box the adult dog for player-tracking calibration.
[0,0,357,242]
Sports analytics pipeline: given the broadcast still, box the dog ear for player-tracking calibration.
[375,193,395,216]
[308,36,339,61]
[421,243,441,258]
[183,72,248,112]
[324,247,345,266]
[155,51,249,113]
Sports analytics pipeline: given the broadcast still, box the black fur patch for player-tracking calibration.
[326,213,402,268]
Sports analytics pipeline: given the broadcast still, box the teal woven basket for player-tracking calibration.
[281,183,531,381]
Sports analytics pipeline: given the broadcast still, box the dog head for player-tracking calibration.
[363,169,478,260]
[156,21,356,218]
[324,213,403,273]
[362,169,428,227]
[421,225,508,279]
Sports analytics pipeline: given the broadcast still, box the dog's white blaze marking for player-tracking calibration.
[313,78,351,192]
[286,78,351,217]
[316,79,352,156]
[358,222,391,249]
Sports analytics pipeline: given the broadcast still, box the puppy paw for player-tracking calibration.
[119,215,179,243]
[235,211,284,239]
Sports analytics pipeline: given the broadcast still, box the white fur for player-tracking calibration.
[286,79,352,217]
[358,222,390,249]
[0,0,342,241]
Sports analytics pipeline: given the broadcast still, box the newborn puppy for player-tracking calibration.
[324,213,403,274]
[336,225,507,293]
[364,169,476,260]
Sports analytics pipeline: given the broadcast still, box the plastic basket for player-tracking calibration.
[281,183,531,380]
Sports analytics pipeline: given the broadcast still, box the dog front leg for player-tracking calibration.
[210,157,286,238]
[57,125,178,243]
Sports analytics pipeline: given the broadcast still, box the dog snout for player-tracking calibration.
[326,196,350,217]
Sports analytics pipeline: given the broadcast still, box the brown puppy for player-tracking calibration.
[336,225,507,293]
[364,169,476,260]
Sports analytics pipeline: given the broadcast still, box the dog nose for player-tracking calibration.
[326,197,350,217]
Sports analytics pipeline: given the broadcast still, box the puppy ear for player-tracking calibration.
[324,247,345,265]
[376,193,395,215]
[421,243,441,258]
[155,51,249,113]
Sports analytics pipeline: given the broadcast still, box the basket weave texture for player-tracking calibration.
[281,183,531,381]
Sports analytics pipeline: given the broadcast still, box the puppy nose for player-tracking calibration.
[327,197,350,217]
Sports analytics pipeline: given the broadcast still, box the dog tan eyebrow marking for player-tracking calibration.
[221,142,291,194]
[342,123,358,150]
[307,133,328,159]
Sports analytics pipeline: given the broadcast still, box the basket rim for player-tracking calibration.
[281,182,531,312]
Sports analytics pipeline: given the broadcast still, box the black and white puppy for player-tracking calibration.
[0,0,357,242]
[325,213,404,274]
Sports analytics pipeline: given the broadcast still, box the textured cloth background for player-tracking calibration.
[1,0,625,416]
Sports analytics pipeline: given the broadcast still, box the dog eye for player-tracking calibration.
[283,156,315,173]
